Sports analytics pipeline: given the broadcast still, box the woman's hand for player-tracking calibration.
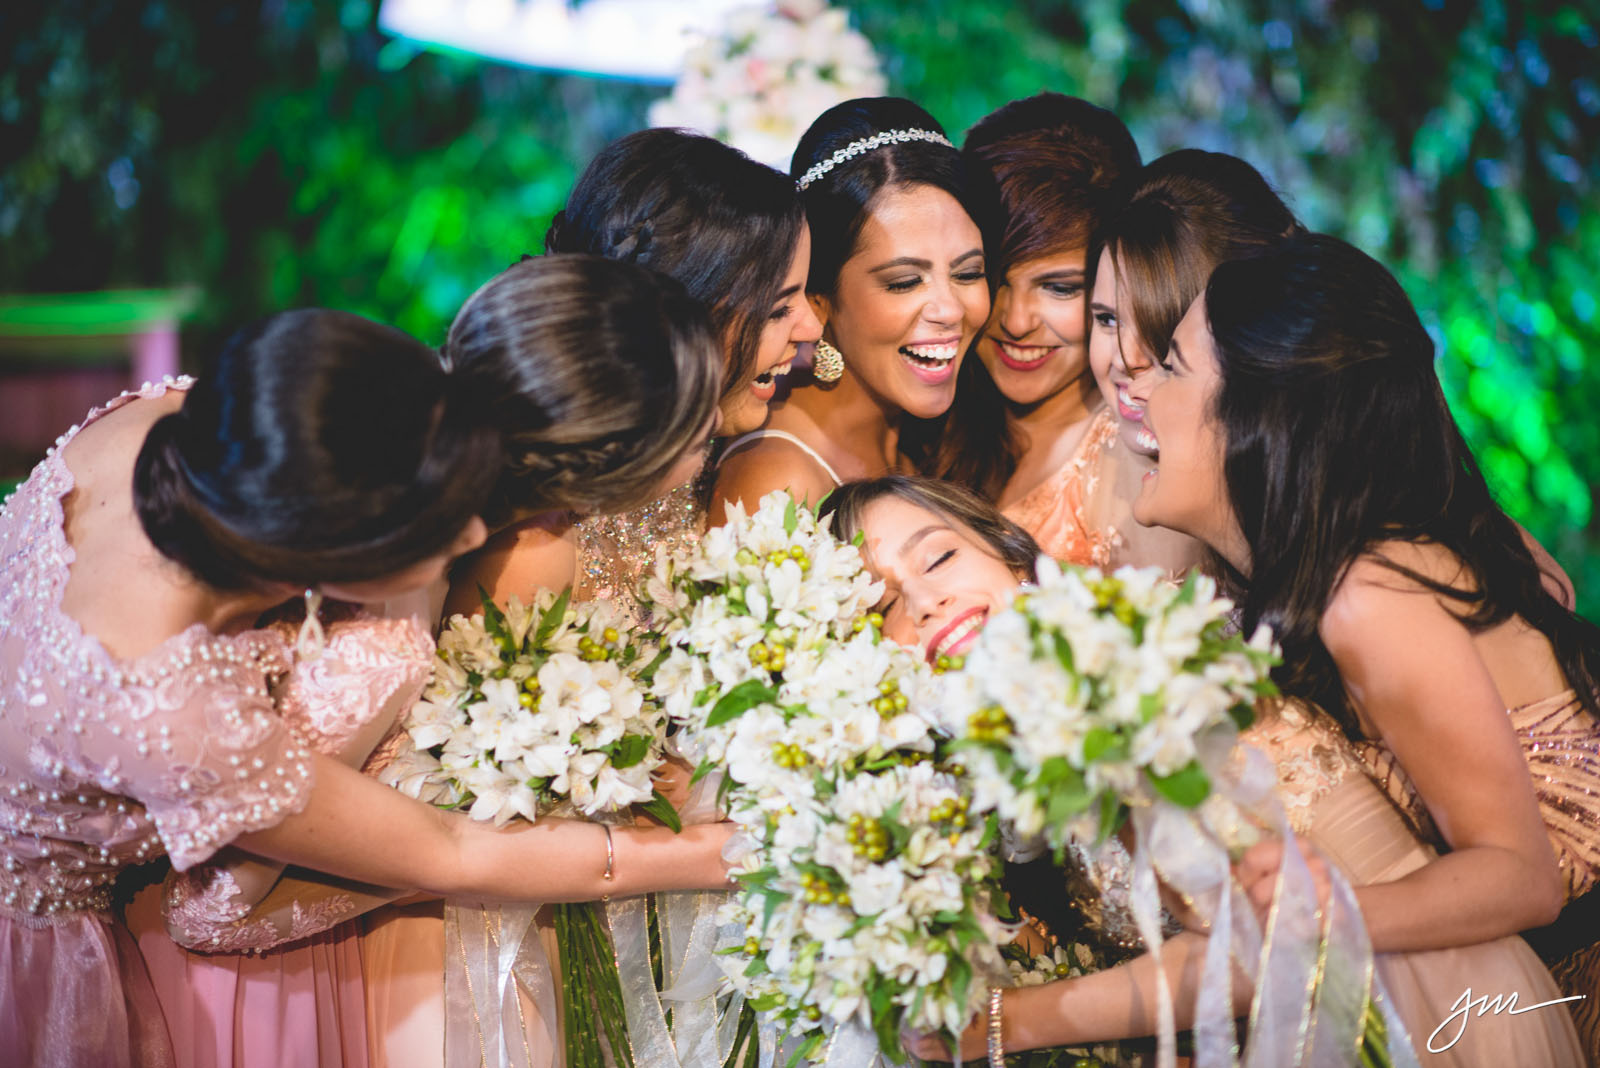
[1233,836,1331,930]
[903,1008,989,1062]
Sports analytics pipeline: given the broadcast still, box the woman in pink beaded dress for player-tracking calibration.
[0,308,739,1068]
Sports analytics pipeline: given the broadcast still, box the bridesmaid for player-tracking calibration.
[914,93,1142,569]
[125,256,728,1068]
[0,309,737,1068]
[709,96,990,521]
[461,129,822,619]
[817,476,1583,1066]
[1127,234,1600,1055]
[1085,149,1306,577]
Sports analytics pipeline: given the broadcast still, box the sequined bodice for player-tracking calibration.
[1360,689,1600,902]
[573,482,703,625]
[0,383,313,920]
[1243,699,1367,835]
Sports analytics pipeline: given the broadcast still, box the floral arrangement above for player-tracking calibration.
[380,589,676,1068]
[648,0,888,169]
[640,492,1010,1065]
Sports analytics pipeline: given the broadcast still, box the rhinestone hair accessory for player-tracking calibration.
[796,128,954,190]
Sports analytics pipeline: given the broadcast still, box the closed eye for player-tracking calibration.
[927,549,955,572]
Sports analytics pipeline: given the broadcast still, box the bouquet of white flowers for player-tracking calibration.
[945,560,1414,1068]
[641,493,1010,1065]
[382,589,675,1068]
[942,559,1278,855]
[648,0,887,169]
[384,589,675,829]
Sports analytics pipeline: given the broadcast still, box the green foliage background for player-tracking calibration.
[3,0,1596,615]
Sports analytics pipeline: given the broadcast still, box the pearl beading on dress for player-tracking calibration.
[0,379,313,919]
[795,128,955,190]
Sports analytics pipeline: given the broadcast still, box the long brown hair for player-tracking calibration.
[909,94,1140,498]
[819,475,1042,579]
[1105,150,1303,371]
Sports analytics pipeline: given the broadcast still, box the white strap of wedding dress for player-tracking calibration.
[719,430,844,487]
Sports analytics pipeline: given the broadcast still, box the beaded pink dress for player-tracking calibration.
[126,611,434,1068]
[0,382,313,1068]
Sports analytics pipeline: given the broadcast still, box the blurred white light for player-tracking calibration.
[378,0,751,81]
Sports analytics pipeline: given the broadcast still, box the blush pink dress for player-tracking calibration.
[0,382,313,1068]
[127,612,434,1068]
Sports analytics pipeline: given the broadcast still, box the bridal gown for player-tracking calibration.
[0,381,311,1067]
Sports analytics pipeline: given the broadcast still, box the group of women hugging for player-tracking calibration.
[2,89,1598,1068]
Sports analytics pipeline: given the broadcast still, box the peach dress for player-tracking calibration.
[1252,701,1585,1066]
[1360,688,1600,1059]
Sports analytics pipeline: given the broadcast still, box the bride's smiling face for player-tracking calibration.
[857,495,1021,664]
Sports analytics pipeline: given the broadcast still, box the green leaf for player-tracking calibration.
[610,734,653,769]
[1094,792,1125,844]
[706,678,779,728]
[533,586,572,647]
[477,585,513,648]
[1081,726,1125,763]
[749,993,785,1013]
[1147,760,1212,808]
[640,789,683,833]
[783,496,799,536]
[633,646,668,685]
[1051,632,1076,674]
[689,758,717,786]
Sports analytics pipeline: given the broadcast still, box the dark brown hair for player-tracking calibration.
[445,254,722,525]
[819,475,1042,579]
[1204,233,1600,732]
[545,129,804,401]
[133,310,501,591]
[1106,150,1303,371]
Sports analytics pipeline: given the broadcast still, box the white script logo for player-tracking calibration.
[1428,988,1586,1053]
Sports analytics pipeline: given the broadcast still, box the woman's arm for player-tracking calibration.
[906,931,1252,1059]
[233,753,734,901]
[1319,555,1564,949]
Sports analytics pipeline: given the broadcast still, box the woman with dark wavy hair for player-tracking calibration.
[710,96,990,522]
[1129,231,1600,1057]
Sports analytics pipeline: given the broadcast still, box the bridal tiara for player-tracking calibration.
[796,128,955,190]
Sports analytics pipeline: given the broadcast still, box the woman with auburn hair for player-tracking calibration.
[709,96,990,522]
[818,475,1583,1066]
[911,93,1148,570]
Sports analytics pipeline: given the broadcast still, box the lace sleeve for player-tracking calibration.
[72,632,315,872]
[161,615,435,948]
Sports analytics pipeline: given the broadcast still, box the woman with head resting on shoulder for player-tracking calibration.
[708,96,990,524]
[908,92,1172,573]
[817,475,1583,1067]
[1124,231,1600,1059]
[496,129,823,620]
[1081,148,1305,578]
[0,306,738,1068]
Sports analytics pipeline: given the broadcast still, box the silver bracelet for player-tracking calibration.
[987,985,1005,1067]
[601,825,616,901]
